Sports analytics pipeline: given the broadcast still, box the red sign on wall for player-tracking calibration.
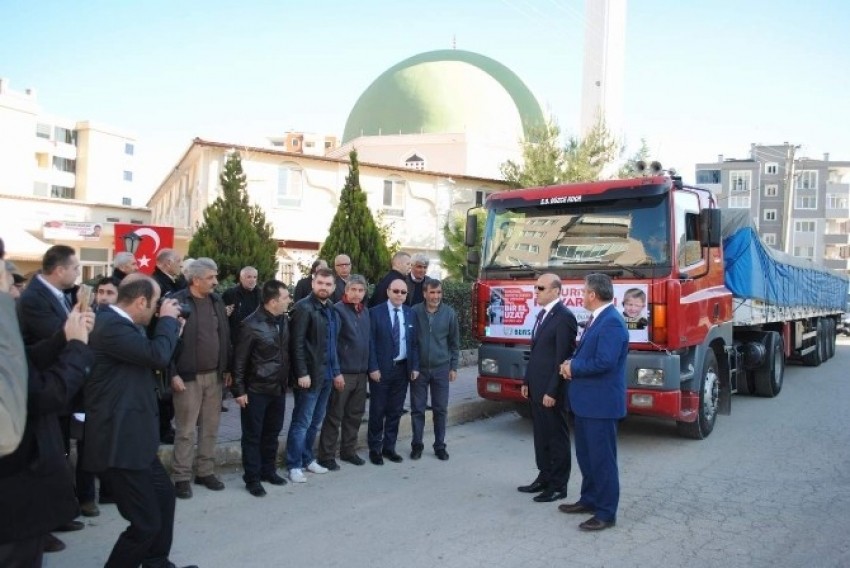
[113,224,175,275]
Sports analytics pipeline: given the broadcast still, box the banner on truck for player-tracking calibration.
[484,283,650,343]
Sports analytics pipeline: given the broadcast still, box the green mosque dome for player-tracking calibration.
[342,49,545,143]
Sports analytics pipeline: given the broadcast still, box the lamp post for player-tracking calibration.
[122,232,142,255]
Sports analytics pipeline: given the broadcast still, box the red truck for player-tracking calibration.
[466,173,848,438]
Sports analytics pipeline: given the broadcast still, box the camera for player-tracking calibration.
[157,296,192,319]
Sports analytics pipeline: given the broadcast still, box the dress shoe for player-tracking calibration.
[220,405,229,412]
[382,449,403,463]
[340,454,365,466]
[194,474,225,490]
[533,488,568,502]
[246,482,266,497]
[579,517,616,531]
[435,448,450,461]
[559,501,594,514]
[369,451,384,465]
[43,533,66,553]
[410,445,423,460]
[317,459,340,471]
[174,480,193,499]
[517,480,546,493]
[260,472,287,486]
[55,520,84,532]
[80,500,100,517]
[161,562,200,568]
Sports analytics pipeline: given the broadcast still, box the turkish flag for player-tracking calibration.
[114,224,175,275]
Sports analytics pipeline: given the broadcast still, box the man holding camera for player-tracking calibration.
[84,276,197,567]
[167,258,232,499]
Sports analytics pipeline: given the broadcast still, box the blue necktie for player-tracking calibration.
[392,308,401,359]
[532,309,546,339]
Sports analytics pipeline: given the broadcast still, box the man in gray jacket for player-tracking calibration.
[410,279,460,461]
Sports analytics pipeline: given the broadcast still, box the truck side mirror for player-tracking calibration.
[464,214,478,248]
[700,209,721,248]
[467,249,480,267]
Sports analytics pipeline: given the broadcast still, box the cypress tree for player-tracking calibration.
[319,150,390,283]
[188,152,278,282]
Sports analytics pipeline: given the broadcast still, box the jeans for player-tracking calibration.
[410,364,451,450]
[285,377,333,470]
[240,392,286,483]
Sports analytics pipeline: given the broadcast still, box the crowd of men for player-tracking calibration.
[0,242,462,567]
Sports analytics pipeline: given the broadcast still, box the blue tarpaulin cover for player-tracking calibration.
[721,210,848,310]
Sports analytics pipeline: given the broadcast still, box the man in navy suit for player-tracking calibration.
[559,273,629,531]
[518,273,577,503]
[367,278,419,465]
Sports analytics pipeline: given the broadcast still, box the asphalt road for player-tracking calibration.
[58,339,850,568]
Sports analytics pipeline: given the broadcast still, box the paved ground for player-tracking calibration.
[58,338,850,567]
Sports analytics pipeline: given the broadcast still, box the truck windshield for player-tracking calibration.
[481,194,670,274]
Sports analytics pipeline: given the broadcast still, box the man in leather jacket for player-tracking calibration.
[231,280,292,497]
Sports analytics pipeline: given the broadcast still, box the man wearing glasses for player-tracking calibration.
[518,273,577,503]
[330,254,352,303]
[367,279,419,465]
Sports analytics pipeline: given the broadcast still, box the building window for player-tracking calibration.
[796,170,818,190]
[763,233,777,245]
[292,139,299,147]
[521,230,545,238]
[764,162,779,175]
[50,185,75,199]
[728,195,751,209]
[52,157,76,173]
[382,178,406,216]
[130,218,143,224]
[512,243,540,253]
[729,171,752,193]
[793,246,814,258]
[54,127,77,145]
[696,169,720,184]
[763,209,777,221]
[404,154,425,171]
[106,216,120,222]
[795,221,815,233]
[123,171,133,182]
[305,141,315,148]
[122,197,132,206]
[276,165,303,207]
[795,194,817,209]
[36,123,51,139]
[764,184,779,197]
[475,189,492,206]
[827,194,848,210]
[324,141,332,149]
[125,143,134,156]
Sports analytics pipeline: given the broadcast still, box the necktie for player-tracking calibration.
[62,293,73,313]
[585,314,595,329]
[392,308,401,358]
[532,309,546,339]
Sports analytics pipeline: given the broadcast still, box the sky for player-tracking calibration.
[2,0,849,204]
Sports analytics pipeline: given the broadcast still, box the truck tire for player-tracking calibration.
[818,319,829,363]
[754,333,784,398]
[515,403,532,419]
[826,319,836,360]
[801,321,822,367]
[676,349,719,440]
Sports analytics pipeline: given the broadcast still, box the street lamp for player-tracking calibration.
[122,232,142,254]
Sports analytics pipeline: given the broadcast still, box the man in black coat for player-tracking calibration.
[518,273,577,503]
[368,251,411,308]
[84,276,196,568]
[110,251,139,286]
[151,249,184,298]
[0,311,92,567]
[231,280,292,497]
[222,266,261,344]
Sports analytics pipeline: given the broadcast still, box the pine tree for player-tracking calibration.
[318,150,390,283]
[188,152,278,282]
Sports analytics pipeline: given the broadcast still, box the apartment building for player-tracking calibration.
[695,143,850,275]
[0,78,150,276]
[147,138,509,283]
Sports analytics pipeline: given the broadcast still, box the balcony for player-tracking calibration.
[823,258,850,271]
[824,233,850,245]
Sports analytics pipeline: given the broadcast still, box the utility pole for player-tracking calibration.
[782,143,800,254]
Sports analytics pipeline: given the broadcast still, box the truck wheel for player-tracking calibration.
[677,349,719,440]
[801,321,822,367]
[826,319,836,360]
[818,319,829,363]
[754,333,784,397]
[515,403,532,419]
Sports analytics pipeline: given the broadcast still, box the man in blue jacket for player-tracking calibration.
[559,273,629,531]
[367,278,419,465]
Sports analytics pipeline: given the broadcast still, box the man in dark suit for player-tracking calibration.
[367,251,411,308]
[558,273,629,531]
[518,273,577,503]
[367,278,419,465]
[84,276,198,567]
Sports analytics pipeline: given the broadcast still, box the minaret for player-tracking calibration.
[580,0,627,140]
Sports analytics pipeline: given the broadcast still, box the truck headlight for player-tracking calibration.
[636,368,664,386]
[481,358,499,374]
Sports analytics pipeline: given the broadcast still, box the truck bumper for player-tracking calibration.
[477,376,526,403]
[627,388,700,422]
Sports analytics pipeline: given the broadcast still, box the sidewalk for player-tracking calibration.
[156,352,514,470]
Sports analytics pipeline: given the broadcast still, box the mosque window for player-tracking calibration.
[382,178,406,216]
[276,164,303,207]
[404,154,425,170]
